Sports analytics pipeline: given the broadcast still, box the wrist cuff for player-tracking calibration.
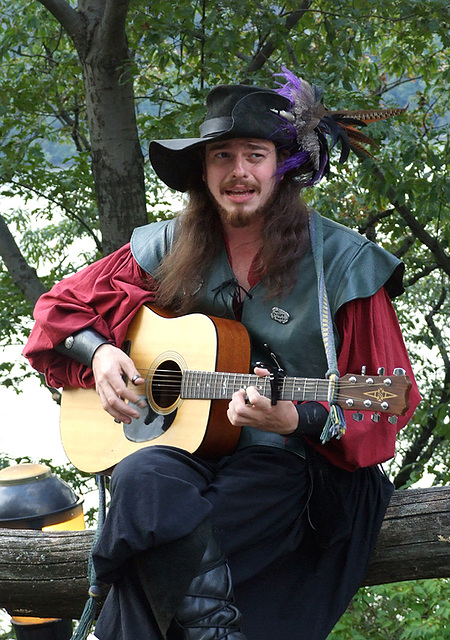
[292,402,329,439]
[56,328,111,368]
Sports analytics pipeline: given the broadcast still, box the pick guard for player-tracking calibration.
[123,397,177,442]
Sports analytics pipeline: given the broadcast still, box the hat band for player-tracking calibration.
[199,116,233,139]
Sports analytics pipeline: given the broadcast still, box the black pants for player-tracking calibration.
[93,444,393,640]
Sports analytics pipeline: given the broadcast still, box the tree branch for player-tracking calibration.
[364,162,450,277]
[0,215,47,306]
[9,179,103,254]
[57,106,92,153]
[359,208,397,232]
[242,0,313,79]
[405,263,439,288]
[425,287,449,370]
[395,367,450,489]
[358,208,396,241]
[372,75,423,97]
[395,235,416,260]
[38,0,83,41]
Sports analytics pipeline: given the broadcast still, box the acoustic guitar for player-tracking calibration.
[60,305,411,474]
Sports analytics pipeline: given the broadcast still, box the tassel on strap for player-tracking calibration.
[320,373,347,443]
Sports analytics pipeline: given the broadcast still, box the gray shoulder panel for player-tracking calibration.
[130,219,177,276]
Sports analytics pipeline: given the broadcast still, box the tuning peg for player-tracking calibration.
[388,415,398,424]
[353,411,364,422]
[393,368,406,376]
[361,366,367,375]
[377,367,386,375]
[371,413,381,423]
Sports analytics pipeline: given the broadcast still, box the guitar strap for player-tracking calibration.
[308,210,347,443]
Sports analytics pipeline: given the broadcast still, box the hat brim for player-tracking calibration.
[149,138,210,192]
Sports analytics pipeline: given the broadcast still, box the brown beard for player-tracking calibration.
[207,180,279,228]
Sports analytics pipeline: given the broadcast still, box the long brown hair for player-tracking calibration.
[154,175,310,314]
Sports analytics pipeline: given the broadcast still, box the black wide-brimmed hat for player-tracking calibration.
[149,85,295,192]
[149,69,407,192]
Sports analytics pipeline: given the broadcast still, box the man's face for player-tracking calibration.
[204,138,279,227]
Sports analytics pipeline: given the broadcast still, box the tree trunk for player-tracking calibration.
[39,0,148,255]
[82,54,148,255]
[0,487,449,619]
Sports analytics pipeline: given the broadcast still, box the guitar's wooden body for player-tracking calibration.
[60,306,250,474]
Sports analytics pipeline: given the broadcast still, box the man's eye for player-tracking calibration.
[249,153,264,160]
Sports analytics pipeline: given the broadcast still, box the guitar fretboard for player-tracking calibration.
[181,370,330,402]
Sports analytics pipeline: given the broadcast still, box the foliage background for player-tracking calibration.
[0,0,449,637]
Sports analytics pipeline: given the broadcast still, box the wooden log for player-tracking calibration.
[0,487,449,619]
[364,486,450,585]
[0,528,94,619]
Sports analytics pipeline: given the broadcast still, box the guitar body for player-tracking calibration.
[60,306,251,474]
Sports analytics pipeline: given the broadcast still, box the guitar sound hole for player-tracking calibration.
[151,359,182,410]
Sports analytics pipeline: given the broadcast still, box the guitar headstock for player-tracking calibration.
[338,369,411,421]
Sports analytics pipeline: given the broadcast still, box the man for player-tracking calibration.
[24,70,420,640]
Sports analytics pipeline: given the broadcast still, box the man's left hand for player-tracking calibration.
[226,367,299,435]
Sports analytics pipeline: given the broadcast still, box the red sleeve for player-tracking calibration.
[310,287,421,471]
[23,244,157,389]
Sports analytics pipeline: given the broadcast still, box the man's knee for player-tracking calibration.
[110,446,215,494]
[110,446,174,491]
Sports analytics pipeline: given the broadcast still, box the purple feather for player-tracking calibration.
[274,67,304,106]
[272,66,329,185]
[275,150,309,180]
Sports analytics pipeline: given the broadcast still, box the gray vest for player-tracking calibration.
[131,213,403,378]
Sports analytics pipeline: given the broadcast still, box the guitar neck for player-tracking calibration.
[181,370,329,403]
[180,369,411,416]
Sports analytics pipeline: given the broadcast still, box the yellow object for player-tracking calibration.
[43,510,85,531]
[11,616,60,625]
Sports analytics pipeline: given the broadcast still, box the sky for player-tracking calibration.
[0,346,68,465]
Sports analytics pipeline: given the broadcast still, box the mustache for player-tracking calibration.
[220,179,259,192]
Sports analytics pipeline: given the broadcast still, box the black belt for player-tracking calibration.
[236,426,306,458]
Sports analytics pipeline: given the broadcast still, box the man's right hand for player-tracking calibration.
[92,344,145,424]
